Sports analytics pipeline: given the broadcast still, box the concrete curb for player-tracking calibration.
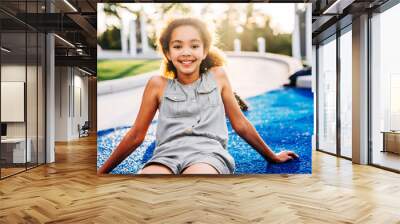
[97,52,302,95]
[97,70,160,95]
[224,51,303,75]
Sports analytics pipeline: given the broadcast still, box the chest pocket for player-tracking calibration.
[197,84,220,108]
[163,93,195,118]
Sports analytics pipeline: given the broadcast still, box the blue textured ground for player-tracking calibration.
[97,87,313,174]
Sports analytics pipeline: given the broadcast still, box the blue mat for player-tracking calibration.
[97,87,313,174]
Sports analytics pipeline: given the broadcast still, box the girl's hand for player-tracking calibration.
[272,150,299,163]
[97,167,107,175]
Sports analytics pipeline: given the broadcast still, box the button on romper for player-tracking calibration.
[143,71,236,174]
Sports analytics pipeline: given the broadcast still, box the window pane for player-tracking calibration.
[318,37,337,154]
[371,3,400,171]
[340,29,352,158]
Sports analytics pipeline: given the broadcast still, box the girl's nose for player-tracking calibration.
[181,48,191,56]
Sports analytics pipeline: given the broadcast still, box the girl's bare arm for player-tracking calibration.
[98,76,165,174]
[211,67,298,163]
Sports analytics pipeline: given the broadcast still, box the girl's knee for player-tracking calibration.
[182,163,219,174]
[139,164,173,174]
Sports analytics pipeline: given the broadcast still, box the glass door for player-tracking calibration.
[0,0,47,179]
[1,29,28,178]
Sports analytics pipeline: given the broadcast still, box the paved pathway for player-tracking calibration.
[98,56,292,130]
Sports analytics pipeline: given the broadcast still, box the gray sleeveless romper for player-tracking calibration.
[143,71,235,174]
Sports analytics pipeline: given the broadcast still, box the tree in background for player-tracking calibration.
[267,33,292,56]
[234,4,292,55]
[98,26,121,50]
[239,4,265,51]
[99,3,192,51]
[215,5,239,51]
[98,3,124,50]
[99,3,292,56]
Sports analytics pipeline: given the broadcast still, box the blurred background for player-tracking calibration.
[97,3,311,81]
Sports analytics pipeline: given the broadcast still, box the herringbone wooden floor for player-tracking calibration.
[1,135,399,224]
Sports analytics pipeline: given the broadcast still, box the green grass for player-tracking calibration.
[97,59,161,81]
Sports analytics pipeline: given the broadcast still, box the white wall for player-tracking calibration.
[73,73,89,137]
[55,66,69,141]
[55,67,89,141]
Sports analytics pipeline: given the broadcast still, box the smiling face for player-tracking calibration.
[166,25,208,78]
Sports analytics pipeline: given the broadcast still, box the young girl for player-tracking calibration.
[98,17,298,175]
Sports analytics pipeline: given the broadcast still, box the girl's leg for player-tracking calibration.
[139,164,174,174]
[181,163,219,174]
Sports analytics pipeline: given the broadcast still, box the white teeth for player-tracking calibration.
[181,61,192,65]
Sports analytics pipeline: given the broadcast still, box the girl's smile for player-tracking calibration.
[178,57,197,67]
[179,59,196,66]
